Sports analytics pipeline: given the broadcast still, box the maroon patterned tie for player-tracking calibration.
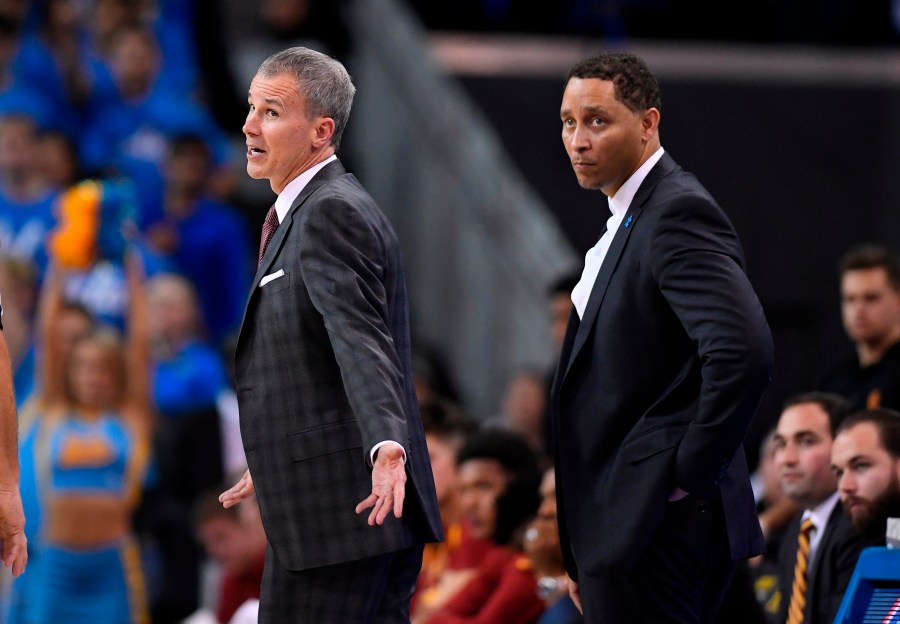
[258,205,279,267]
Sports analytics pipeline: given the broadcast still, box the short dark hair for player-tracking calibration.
[493,472,540,546]
[565,51,661,114]
[419,398,476,445]
[838,243,900,291]
[782,391,854,436]
[835,407,900,458]
[456,427,540,484]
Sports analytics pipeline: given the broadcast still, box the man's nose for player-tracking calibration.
[569,126,588,151]
[243,113,259,136]
[778,446,798,466]
[838,472,855,493]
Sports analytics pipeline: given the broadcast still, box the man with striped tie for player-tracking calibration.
[771,392,867,623]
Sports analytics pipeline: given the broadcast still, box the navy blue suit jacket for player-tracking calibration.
[551,153,774,577]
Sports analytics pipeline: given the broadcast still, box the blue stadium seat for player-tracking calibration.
[834,547,900,623]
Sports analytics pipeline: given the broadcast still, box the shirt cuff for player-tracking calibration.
[370,440,407,466]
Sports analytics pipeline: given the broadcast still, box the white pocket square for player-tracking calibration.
[260,269,285,287]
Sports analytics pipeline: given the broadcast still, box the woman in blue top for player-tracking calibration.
[20,252,152,624]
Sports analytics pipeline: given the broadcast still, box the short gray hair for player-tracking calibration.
[258,46,356,150]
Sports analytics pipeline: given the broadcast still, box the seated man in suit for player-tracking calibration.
[831,407,900,543]
[772,392,866,623]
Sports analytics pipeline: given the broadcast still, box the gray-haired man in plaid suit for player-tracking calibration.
[219,47,443,622]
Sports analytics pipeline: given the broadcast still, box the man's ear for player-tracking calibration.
[642,107,660,140]
[313,117,336,148]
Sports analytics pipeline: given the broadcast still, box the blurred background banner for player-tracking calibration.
[344,0,579,416]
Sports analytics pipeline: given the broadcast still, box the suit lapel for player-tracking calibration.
[560,153,679,382]
[253,159,347,284]
[807,502,845,592]
[562,209,641,380]
[550,221,605,402]
[237,159,348,346]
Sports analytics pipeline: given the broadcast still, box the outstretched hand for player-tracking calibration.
[0,485,27,576]
[355,444,406,526]
[219,469,255,509]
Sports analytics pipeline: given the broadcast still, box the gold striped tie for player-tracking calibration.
[786,517,815,624]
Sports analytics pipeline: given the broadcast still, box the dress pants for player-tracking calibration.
[578,495,735,624]
[259,542,424,624]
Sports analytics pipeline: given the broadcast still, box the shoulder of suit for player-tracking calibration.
[823,505,864,545]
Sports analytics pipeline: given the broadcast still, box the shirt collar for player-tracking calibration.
[802,490,840,532]
[608,146,665,217]
[273,154,338,223]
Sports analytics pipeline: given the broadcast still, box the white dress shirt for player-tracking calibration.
[802,490,840,571]
[570,147,687,501]
[274,154,338,223]
[572,147,665,318]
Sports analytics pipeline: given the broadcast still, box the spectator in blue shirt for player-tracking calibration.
[79,25,233,229]
[144,135,252,346]
[147,271,232,418]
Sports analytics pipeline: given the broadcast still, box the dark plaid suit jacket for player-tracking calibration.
[235,159,443,571]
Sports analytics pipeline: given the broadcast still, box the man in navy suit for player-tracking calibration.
[550,51,774,623]
[219,46,442,622]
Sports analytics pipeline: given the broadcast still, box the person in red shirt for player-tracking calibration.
[413,398,488,617]
[419,427,545,624]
